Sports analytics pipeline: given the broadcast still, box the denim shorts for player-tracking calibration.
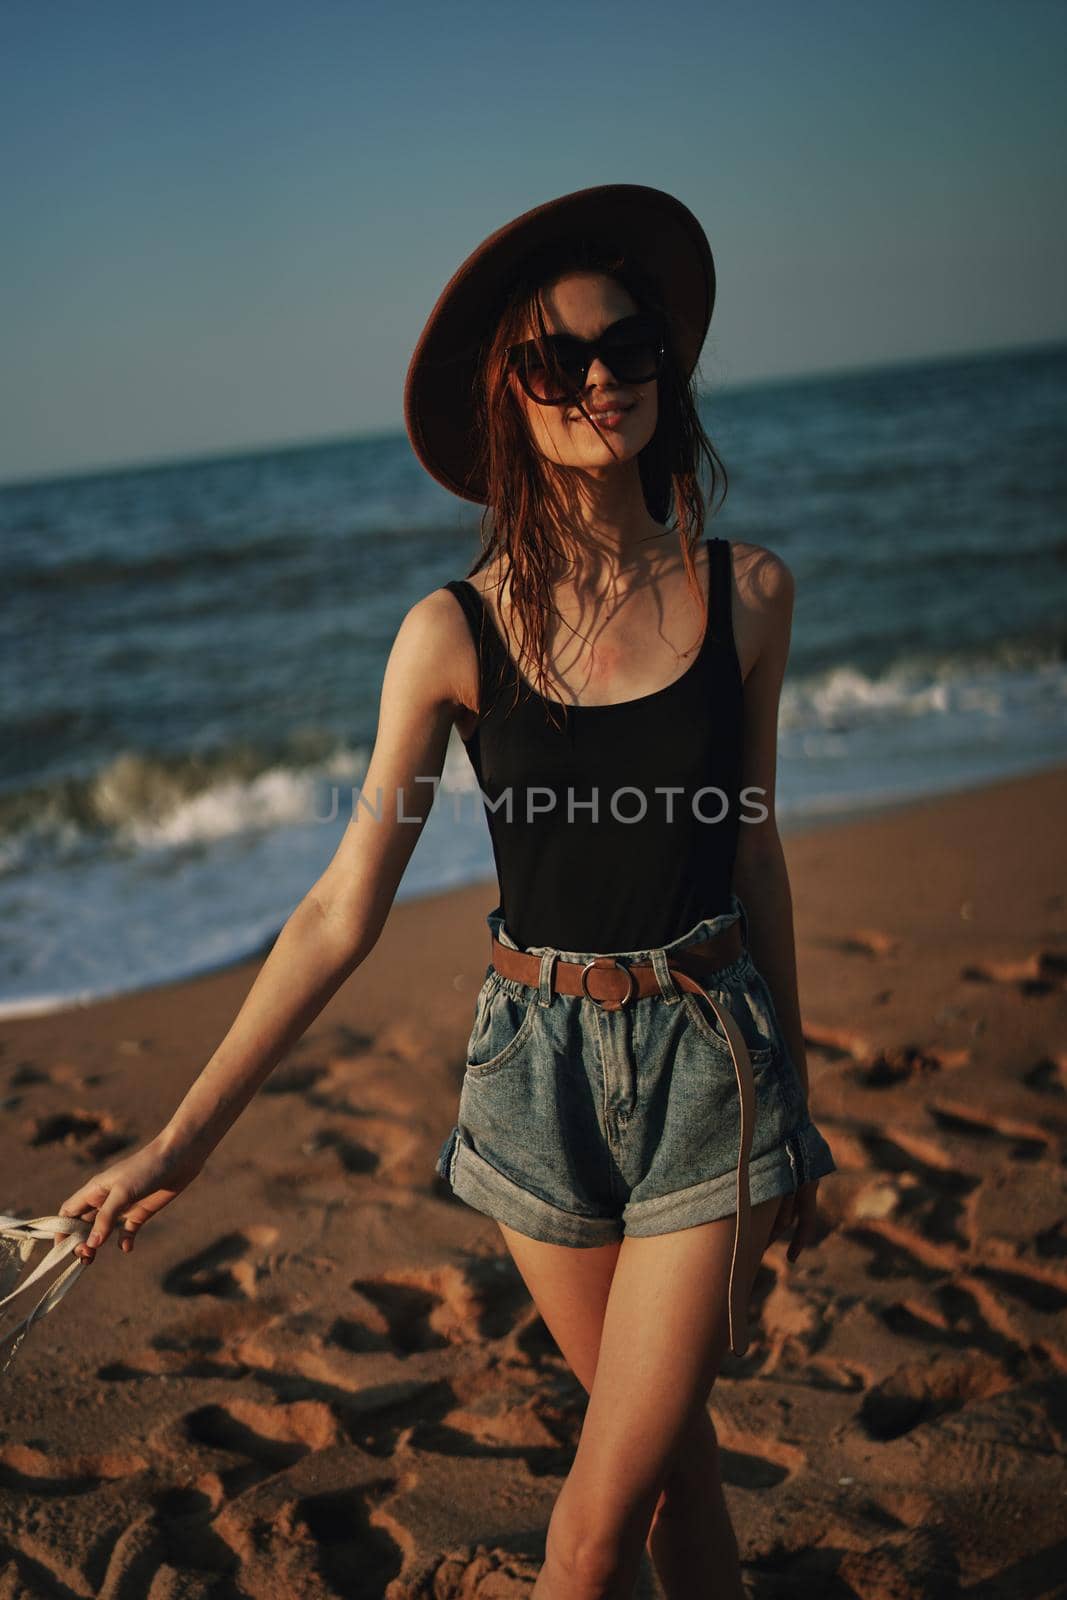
[435,893,838,1247]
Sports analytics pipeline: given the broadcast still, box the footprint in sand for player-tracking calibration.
[852,1042,971,1088]
[847,1208,1067,1335]
[857,1350,1014,1440]
[834,929,900,959]
[162,1225,281,1300]
[879,1280,1025,1364]
[299,1126,380,1174]
[968,1260,1067,1314]
[290,1482,404,1598]
[801,1022,873,1064]
[0,1445,159,1600]
[7,1402,402,1599]
[10,1060,104,1090]
[838,1526,961,1599]
[261,1061,332,1096]
[961,948,1067,996]
[856,1129,980,1244]
[99,1299,279,1381]
[925,1098,1051,1161]
[426,1543,544,1597]
[1023,1053,1067,1096]
[26,1107,135,1163]
[329,1255,533,1357]
[0,1441,147,1498]
[182,1395,338,1496]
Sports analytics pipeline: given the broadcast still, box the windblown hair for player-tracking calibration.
[466,236,729,732]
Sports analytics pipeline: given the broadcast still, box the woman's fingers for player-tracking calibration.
[61,1188,172,1261]
[115,1199,155,1254]
[769,1176,830,1261]
[57,1185,128,1262]
[85,1199,127,1255]
[769,1193,796,1242]
[57,1180,110,1258]
[787,1179,820,1263]
[53,1137,207,1265]
[52,1216,87,1251]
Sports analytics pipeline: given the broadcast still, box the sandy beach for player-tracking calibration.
[1,763,1065,1599]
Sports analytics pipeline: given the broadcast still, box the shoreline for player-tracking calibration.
[3,755,1064,1024]
[8,754,1057,1031]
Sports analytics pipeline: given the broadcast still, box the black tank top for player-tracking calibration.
[444,536,744,953]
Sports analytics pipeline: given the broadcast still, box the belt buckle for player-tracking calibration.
[580,957,637,1010]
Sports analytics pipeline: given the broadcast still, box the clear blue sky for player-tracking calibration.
[2,0,1064,485]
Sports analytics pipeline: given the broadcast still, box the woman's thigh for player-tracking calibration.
[497,1191,781,1500]
[576,1196,782,1532]
[496,1221,621,1394]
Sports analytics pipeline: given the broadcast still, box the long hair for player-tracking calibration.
[467,237,729,731]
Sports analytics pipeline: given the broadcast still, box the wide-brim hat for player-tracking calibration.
[403,183,715,506]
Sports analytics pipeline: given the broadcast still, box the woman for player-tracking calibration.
[57,185,836,1599]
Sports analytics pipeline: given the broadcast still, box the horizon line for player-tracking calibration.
[3,332,1064,495]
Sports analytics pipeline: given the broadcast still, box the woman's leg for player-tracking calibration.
[500,1193,782,1600]
[495,1223,622,1399]
[644,1406,743,1600]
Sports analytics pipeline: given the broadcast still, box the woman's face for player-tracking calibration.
[509,272,659,472]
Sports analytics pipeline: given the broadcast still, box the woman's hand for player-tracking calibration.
[52,1135,209,1264]
[770,1177,821,1263]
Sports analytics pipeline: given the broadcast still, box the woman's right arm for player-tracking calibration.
[59,587,475,1261]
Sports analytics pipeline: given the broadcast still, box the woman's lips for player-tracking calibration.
[574,404,633,428]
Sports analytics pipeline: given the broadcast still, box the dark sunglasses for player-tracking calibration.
[505,312,667,405]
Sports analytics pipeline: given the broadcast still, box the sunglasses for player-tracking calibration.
[506,312,667,405]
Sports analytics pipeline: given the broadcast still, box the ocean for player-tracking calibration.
[3,340,1065,1016]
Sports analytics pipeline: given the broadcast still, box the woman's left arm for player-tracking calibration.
[730,543,810,1110]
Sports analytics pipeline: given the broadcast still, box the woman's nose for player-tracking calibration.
[584,354,622,386]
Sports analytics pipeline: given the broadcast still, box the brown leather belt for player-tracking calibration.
[489,918,755,1358]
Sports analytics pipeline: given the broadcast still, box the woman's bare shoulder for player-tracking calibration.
[727,538,796,612]
[723,539,795,681]
[400,582,483,647]
[380,584,481,708]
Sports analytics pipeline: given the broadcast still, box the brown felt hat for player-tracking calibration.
[403,183,716,506]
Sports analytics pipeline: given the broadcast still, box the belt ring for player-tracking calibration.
[580,958,637,1009]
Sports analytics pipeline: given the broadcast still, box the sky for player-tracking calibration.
[2,0,1065,485]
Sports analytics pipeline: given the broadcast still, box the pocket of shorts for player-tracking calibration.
[463,976,538,1079]
[681,989,779,1074]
